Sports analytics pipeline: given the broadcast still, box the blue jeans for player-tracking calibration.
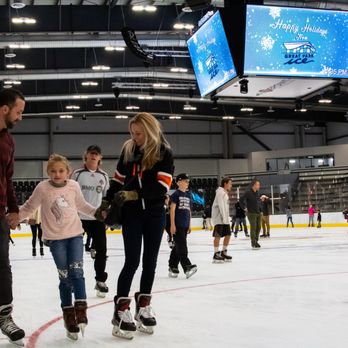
[49,235,86,308]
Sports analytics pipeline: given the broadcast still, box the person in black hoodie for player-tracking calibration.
[234,200,249,238]
[104,112,174,339]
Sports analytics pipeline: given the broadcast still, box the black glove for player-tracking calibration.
[114,190,139,207]
[94,199,110,221]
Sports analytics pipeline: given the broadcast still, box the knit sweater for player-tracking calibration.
[19,179,96,240]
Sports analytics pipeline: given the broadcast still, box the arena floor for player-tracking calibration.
[4,227,348,348]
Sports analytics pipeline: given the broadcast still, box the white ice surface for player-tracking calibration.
[3,227,348,348]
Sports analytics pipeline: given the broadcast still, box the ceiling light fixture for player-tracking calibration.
[105,46,125,52]
[126,105,140,110]
[65,105,80,110]
[4,80,21,85]
[222,116,235,120]
[138,96,153,100]
[92,65,110,71]
[132,5,157,12]
[9,44,30,49]
[4,49,16,58]
[289,159,296,164]
[183,102,197,111]
[173,23,194,30]
[6,63,25,69]
[240,106,253,112]
[169,116,182,120]
[81,81,98,86]
[170,67,188,73]
[11,2,26,9]
[59,115,73,119]
[267,106,275,113]
[153,83,169,88]
[12,17,36,24]
[72,95,88,99]
[318,97,332,104]
[115,115,129,119]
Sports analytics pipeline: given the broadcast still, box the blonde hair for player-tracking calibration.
[122,112,170,170]
[47,153,71,173]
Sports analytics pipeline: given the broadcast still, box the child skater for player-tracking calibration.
[168,173,197,279]
[19,154,105,341]
[317,209,322,228]
[28,207,44,257]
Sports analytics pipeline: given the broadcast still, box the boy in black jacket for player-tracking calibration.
[168,174,197,279]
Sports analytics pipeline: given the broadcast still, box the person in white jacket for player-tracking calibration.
[211,177,233,263]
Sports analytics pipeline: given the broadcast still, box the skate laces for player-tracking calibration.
[118,308,134,325]
[138,305,155,319]
[1,316,20,334]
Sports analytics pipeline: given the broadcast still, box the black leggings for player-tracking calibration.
[82,220,108,282]
[169,227,191,271]
[30,224,43,248]
[0,218,12,305]
[116,204,165,298]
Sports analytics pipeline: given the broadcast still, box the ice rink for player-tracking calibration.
[4,227,348,348]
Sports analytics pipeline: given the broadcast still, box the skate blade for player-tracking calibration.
[224,259,232,263]
[96,290,106,298]
[168,273,178,278]
[78,323,87,337]
[212,260,224,264]
[66,331,78,341]
[185,268,198,279]
[8,338,24,347]
[112,326,134,340]
[136,322,154,335]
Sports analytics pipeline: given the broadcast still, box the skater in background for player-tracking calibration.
[164,195,174,249]
[105,112,174,339]
[211,177,233,263]
[203,203,212,230]
[234,200,249,237]
[308,204,316,227]
[0,88,26,345]
[28,207,44,256]
[260,195,271,238]
[240,179,262,249]
[71,145,110,298]
[168,173,197,279]
[286,206,294,227]
[19,154,105,341]
[317,209,322,228]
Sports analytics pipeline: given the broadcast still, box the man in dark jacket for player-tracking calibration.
[234,200,249,238]
[260,195,271,237]
[240,179,262,249]
[0,88,26,345]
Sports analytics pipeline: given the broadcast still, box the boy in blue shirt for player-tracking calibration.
[168,174,197,279]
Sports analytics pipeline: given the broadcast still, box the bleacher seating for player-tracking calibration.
[13,180,40,205]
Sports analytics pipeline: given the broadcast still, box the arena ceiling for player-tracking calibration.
[0,0,347,124]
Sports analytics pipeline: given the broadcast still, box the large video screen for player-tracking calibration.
[244,5,348,79]
[187,11,237,97]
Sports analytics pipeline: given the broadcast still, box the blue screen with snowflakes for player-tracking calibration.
[244,5,348,79]
[187,11,237,96]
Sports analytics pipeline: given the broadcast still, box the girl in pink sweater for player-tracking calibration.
[19,154,100,341]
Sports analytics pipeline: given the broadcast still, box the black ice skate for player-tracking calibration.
[112,297,136,340]
[168,267,179,278]
[74,300,88,336]
[32,248,36,257]
[95,281,109,298]
[0,305,25,346]
[40,247,44,256]
[185,264,198,279]
[252,242,261,249]
[213,251,225,263]
[134,293,156,335]
[221,250,232,262]
[62,306,79,341]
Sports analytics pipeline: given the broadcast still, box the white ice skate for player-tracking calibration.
[95,281,109,298]
[66,331,78,341]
